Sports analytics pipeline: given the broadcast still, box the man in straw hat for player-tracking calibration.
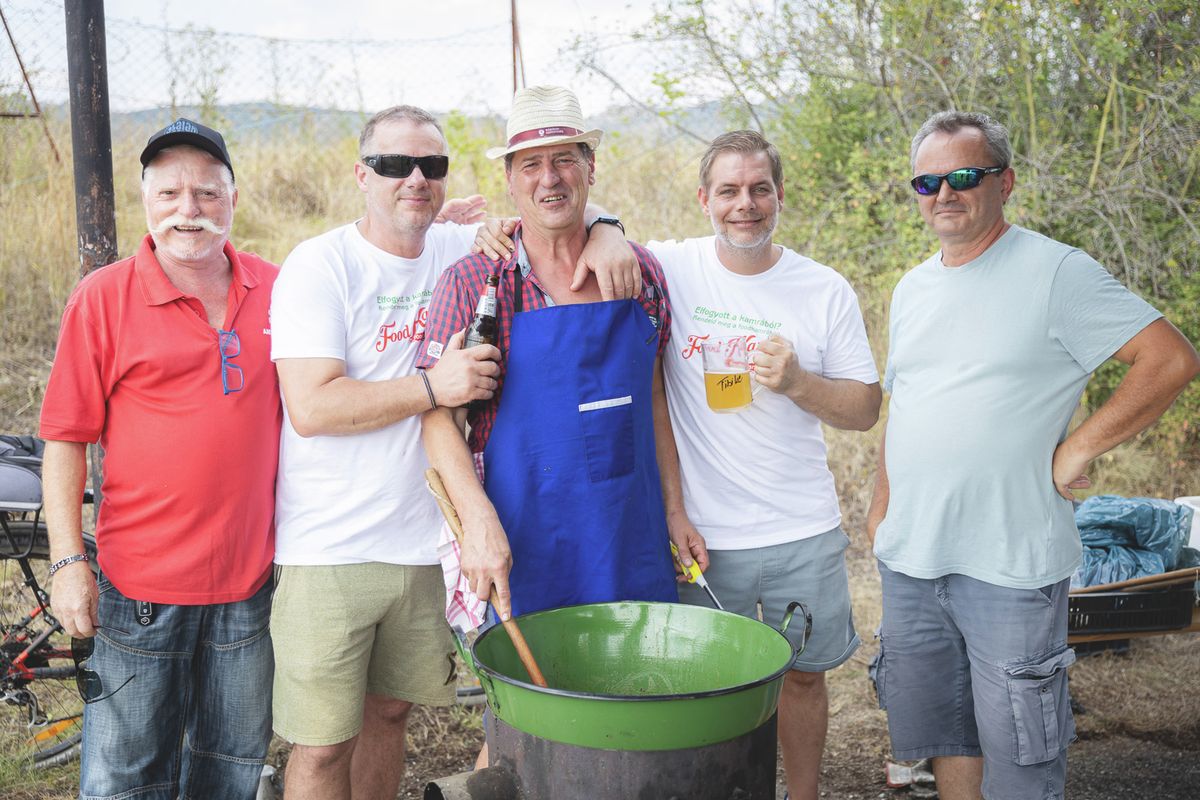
[418,85,683,628]
[474,128,882,800]
[268,102,639,800]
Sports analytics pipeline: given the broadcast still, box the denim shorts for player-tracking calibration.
[80,572,273,800]
[678,527,860,671]
[873,562,1076,800]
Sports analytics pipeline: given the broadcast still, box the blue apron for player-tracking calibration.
[483,287,678,617]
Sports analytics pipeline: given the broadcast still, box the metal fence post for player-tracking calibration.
[65,0,117,279]
[64,0,116,519]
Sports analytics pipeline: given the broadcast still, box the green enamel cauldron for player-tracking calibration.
[462,600,810,751]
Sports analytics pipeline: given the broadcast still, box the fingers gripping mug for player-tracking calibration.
[701,336,753,413]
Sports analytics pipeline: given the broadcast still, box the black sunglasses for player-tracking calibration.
[910,166,1004,195]
[71,626,135,704]
[362,154,449,180]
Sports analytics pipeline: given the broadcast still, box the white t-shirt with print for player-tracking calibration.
[270,221,477,565]
[649,236,879,550]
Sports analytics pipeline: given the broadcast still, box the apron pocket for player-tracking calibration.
[579,395,635,482]
[1005,647,1076,766]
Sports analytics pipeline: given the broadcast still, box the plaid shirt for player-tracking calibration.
[416,226,672,454]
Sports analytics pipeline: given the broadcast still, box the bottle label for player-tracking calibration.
[478,295,497,316]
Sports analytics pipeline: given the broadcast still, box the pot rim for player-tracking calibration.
[470,600,796,702]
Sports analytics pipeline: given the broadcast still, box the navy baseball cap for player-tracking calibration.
[140,118,234,180]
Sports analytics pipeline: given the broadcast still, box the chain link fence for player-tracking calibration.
[0,1,542,179]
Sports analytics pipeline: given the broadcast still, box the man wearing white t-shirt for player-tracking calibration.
[472,130,880,800]
[651,131,881,800]
[268,105,638,800]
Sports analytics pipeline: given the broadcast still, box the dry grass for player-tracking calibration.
[1,121,1197,797]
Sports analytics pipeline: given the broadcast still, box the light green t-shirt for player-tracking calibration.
[877,225,1161,588]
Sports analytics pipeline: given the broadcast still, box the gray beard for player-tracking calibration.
[713,215,777,253]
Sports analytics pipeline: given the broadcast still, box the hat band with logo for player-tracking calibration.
[507,126,584,148]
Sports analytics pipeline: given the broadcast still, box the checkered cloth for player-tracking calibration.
[435,453,488,633]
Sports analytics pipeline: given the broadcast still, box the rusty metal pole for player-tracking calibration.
[65,0,117,279]
[64,0,116,519]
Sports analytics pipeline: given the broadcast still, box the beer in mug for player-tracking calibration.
[700,337,753,414]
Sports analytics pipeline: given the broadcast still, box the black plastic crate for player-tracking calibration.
[1068,584,1197,635]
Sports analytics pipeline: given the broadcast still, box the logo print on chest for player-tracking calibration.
[375,306,428,352]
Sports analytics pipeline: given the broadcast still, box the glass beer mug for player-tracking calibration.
[701,336,754,413]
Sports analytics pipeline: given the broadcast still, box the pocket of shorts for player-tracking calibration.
[868,633,887,710]
[1005,648,1076,766]
[578,395,635,482]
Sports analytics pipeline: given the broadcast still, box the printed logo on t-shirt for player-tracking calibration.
[680,332,761,361]
[692,305,784,335]
[377,289,433,311]
[375,306,428,352]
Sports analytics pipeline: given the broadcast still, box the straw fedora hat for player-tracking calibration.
[486,85,603,160]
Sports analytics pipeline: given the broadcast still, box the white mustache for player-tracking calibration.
[150,214,225,235]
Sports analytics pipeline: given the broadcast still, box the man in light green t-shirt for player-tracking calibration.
[866,111,1199,800]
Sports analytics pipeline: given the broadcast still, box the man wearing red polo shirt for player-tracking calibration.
[40,119,277,800]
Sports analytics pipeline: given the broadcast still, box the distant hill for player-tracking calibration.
[76,99,738,147]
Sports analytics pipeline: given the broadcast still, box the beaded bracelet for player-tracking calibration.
[418,369,438,410]
[48,553,89,576]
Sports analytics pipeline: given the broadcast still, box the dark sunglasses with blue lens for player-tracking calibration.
[910,165,1004,195]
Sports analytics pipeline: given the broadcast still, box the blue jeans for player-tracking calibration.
[80,572,273,800]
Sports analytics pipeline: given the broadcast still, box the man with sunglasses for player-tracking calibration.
[40,119,278,799]
[268,103,638,800]
[867,110,1200,800]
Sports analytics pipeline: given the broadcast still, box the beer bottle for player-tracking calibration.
[464,274,499,349]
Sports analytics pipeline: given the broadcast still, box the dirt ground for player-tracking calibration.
[6,576,1198,800]
[260,538,1200,800]
[294,638,1200,800]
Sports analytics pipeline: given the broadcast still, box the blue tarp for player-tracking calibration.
[1071,495,1197,588]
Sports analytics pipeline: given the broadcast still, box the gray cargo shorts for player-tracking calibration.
[872,562,1076,800]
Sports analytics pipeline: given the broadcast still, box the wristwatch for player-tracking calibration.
[587,215,625,236]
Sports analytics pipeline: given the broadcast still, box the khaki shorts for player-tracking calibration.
[270,563,456,746]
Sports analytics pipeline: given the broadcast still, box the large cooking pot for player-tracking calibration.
[461,600,810,751]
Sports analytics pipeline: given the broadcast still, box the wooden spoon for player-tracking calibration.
[425,468,548,688]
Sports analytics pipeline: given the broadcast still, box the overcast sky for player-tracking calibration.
[98,0,663,112]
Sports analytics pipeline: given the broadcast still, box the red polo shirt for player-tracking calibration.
[40,235,280,604]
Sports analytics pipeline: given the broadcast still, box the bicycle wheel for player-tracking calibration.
[0,519,97,767]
